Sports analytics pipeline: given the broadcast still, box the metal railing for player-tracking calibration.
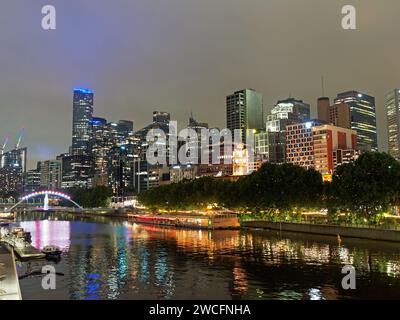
[241,218,400,231]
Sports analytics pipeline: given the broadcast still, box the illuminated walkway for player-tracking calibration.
[0,244,21,300]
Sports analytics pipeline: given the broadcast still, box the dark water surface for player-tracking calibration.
[14,212,400,300]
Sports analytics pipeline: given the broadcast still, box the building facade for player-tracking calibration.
[286,121,357,175]
[24,167,41,193]
[60,154,93,189]
[72,88,94,156]
[40,160,62,190]
[334,91,377,151]
[317,97,351,129]
[226,89,264,142]
[386,89,400,160]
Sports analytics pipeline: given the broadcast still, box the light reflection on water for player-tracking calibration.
[14,212,400,300]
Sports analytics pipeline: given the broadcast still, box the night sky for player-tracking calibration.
[1,0,400,168]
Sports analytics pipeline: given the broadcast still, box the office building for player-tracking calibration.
[334,91,377,151]
[286,121,357,175]
[24,165,41,193]
[317,97,351,129]
[263,98,311,163]
[226,89,264,142]
[60,155,93,189]
[0,147,27,196]
[1,147,27,172]
[386,89,400,160]
[40,160,62,190]
[72,88,94,156]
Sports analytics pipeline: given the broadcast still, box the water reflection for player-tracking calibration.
[14,213,400,300]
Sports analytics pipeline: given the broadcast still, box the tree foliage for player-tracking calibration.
[138,152,400,225]
[69,186,112,208]
[327,152,400,224]
[138,163,323,215]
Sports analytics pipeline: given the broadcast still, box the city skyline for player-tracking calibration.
[1,0,400,167]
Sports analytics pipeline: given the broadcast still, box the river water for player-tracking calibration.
[13,212,400,300]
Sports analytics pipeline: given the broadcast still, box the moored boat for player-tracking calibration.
[41,245,62,258]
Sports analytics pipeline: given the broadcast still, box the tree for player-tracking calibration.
[69,186,112,208]
[327,152,400,224]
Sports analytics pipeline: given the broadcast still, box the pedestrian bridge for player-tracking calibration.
[6,190,83,213]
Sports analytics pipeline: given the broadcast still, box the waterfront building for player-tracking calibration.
[107,144,135,196]
[226,89,264,142]
[333,149,361,168]
[23,165,41,193]
[196,163,233,178]
[170,165,197,183]
[60,154,93,189]
[72,88,94,156]
[255,130,286,163]
[385,89,400,160]
[90,117,113,186]
[286,121,357,175]
[334,91,377,151]
[39,159,62,190]
[232,143,250,176]
[132,160,170,193]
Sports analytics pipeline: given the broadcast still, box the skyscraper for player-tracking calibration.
[39,159,62,190]
[72,88,94,156]
[0,147,27,196]
[386,89,400,160]
[334,91,377,151]
[60,154,93,189]
[226,89,264,142]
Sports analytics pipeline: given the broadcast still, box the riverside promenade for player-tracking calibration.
[0,244,21,300]
[242,220,400,242]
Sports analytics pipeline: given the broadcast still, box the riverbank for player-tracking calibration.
[242,220,400,242]
[0,244,21,300]
[44,209,400,242]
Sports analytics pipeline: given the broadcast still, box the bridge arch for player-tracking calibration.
[8,190,83,212]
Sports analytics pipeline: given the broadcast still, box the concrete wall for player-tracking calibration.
[242,220,400,242]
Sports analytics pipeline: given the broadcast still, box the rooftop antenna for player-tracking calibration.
[321,75,325,97]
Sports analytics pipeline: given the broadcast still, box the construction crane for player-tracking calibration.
[1,134,10,155]
[1,134,10,168]
[15,127,25,149]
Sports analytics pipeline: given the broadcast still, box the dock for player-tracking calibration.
[1,237,45,260]
[0,244,22,300]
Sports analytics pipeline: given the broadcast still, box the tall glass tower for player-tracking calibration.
[334,91,377,151]
[226,88,264,142]
[72,88,94,156]
[386,89,400,160]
